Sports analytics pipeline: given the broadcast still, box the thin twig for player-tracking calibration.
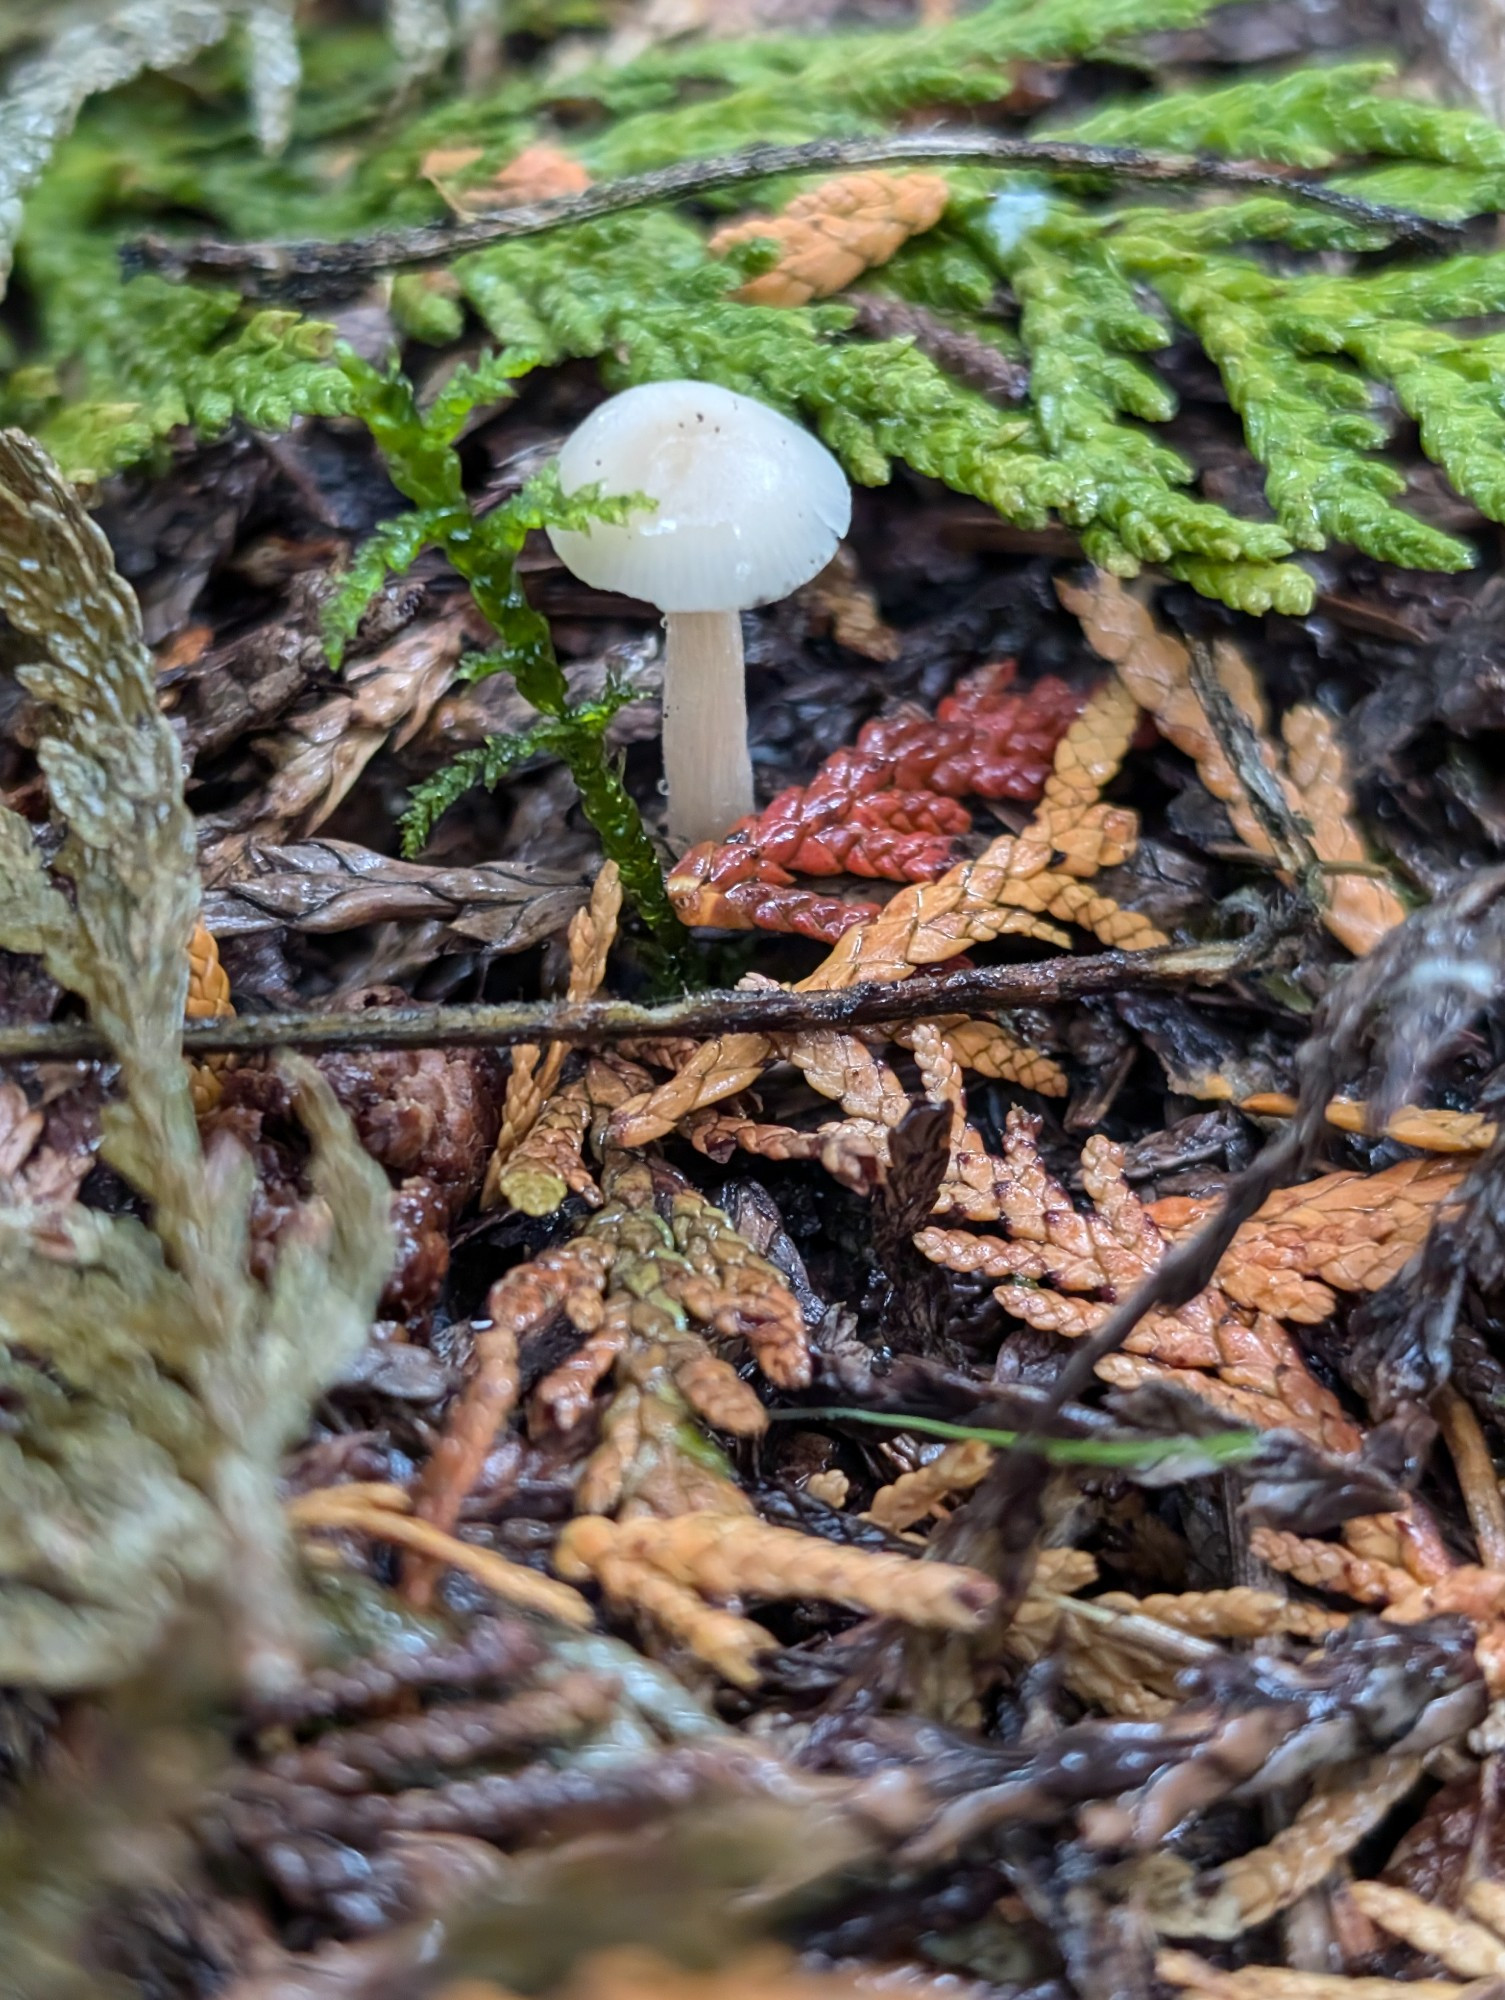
[1436,1384,1505,1570]
[123,133,1456,301]
[0,932,1277,1065]
[1186,639,1318,888]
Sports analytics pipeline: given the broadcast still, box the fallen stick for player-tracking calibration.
[0,932,1276,1064]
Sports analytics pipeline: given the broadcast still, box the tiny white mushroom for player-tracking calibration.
[547,380,851,849]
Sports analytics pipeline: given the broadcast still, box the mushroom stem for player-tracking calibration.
[662,610,755,849]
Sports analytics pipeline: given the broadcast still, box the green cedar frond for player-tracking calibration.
[0,431,392,1694]
[19,6,1505,612]
[0,0,239,299]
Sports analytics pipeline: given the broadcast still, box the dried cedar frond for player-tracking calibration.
[1241,1092,1495,1154]
[867,1438,994,1532]
[1347,1881,1505,1975]
[917,1109,1369,1452]
[1141,1751,1426,1939]
[794,546,901,661]
[555,1512,996,1685]
[486,863,622,1211]
[1061,571,1406,955]
[709,170,951,307]
[291,1485,593,1626]
[1158,1950,1471,2000]
[625,683,1159,1150]
[536,1944,966,2000]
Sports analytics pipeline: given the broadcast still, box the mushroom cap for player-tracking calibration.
[547,380,851,613]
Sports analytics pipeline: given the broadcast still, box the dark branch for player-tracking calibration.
[0,933,1273,1066]
[123,132,1456,302]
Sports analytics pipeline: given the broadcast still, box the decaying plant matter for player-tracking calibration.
[11,3,1505,1997]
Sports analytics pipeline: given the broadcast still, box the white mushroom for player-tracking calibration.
[547,380,851,849]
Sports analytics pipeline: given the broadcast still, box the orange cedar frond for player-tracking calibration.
[485,863,621,1208]
[618,685,1161,1150]
[1061,571,1405,955]
[555,1944,960,2000]
[916,1110,1367,1453]
[556,1512,997,1683]
[668,1185,811,1389]
[1242,1092,1496,1154]
[1281,702,1409,957]
[405,1313,522,1607]
[709,171,950,307]
[401,1236,613,1600]
[292,1485,592,1626]
[556,1516,775,1687]
[186,919,235,1112]
[1091,1587,1346,1643]
[1248,1527,1419,1604]
[867,1437,994,1531]
[1348,1882,1505,1977]
[1221,1156,1463,1317]
[604,1513,997,1626]
[895,1015,1069,1093]
[186,919,233,1018]
[533,1313,631,1434]
[424,141,592,216]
